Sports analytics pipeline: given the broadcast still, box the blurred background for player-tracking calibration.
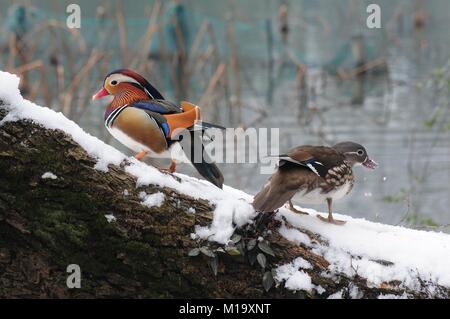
[1,0,450,231]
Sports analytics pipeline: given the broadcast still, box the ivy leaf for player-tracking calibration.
[188,248,200,256]
[258,241,275,257]
[257,253,267,269]
[200,246,215,258]
[210,256,218,276]
[262,271,274,292]
[236,241,246,255]
[231,234,242,244]
[226,247,241,256]
[248,252,257,266]
[247,239,257,251]
[271,268,278,280]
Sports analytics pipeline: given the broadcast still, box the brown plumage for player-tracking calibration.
[253,142,377,224]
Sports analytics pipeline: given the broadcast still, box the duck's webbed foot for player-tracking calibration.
[288,200,309,215]
[316,198,346,225]
[134,150,148,160]
[159,160,177,173]
[316,214,346,225]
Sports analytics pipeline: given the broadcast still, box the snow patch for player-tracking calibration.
[104,214,116,223]
[41,172,57,180]
[276,207,450,292]
[139,191,165,208]
[195,199,255,244]
[327,290,343,299]
[278,224,311,246]
[275,257,318,292]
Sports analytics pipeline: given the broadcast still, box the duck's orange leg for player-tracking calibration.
[162,160,177,173]
[135,150,148,160]
[160,160,177,173]
[317,198,346,225]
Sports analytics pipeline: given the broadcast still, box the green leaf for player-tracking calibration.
[236,241,246,255]
[231,234,242,244]
[247,239,257,251]
[257,253,267,269]
[258,241,275,257]
[271,269,278,281]
[226,247,241,256]
[188,248,200,256]
[262,271,274,292]
[200,246,215,258]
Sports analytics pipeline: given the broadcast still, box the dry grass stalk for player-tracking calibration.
[116,9,128,66]
[129,0,162,69]
[11,59,43,74]
[62,50,104,116]
[198,63,226,107]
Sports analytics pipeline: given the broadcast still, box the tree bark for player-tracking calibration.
[0,101,447,298]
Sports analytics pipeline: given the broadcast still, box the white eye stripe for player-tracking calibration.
[105,74,157,98]
[105,74,141,86]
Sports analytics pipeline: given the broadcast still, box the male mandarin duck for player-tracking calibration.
[92,69,224,188]
[252,142,377,224]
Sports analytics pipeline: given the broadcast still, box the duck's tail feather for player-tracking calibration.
[182,130,224,188]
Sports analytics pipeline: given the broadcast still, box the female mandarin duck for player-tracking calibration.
[92,69,224,188]
[252,142,377,224]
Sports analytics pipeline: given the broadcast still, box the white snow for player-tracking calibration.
[125,160,256,244]
[2,70,450,296]
[277,205,450,293]
[278,223,311,246]
[104,214,117,223]
[275,257,317,292]
[284,271,313,291]
[139,191,165,208]
[327,290,343,299]
[41,172,57,180]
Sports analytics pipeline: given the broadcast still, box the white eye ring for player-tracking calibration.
[357,149,364,156]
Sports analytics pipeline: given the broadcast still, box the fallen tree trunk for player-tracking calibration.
[0,100,448,299]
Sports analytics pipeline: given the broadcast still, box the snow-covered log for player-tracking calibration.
[0,71,449,298]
